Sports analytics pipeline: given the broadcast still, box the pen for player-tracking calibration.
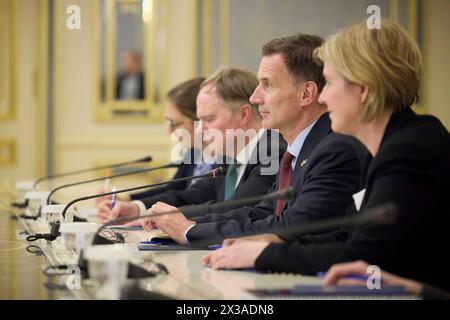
[111,186,117,209]
[317,272,379,282]
[208,244,222,250]
[140,240,161,245]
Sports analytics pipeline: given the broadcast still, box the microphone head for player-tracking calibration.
[137,156,153,163]
[211,167,227,178]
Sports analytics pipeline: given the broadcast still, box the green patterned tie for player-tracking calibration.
[224,163,239,200]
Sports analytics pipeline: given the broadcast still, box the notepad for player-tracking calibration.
[137,244,210,251]
[105,225,143,231]
[243,285,420,300]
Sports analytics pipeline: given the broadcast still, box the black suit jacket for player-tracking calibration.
[116,73,145,100]
[256,108,450,291]
[139,130,287,211]
[187,113,370,244]
[130,149,199,200]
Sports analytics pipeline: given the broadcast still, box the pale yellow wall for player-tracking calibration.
[166,0,198,88]
[52,0,196,203]
[427,0,450,130]
[0,0,40,184]
[3,0,449,191]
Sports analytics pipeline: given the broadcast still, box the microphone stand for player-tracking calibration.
[46,162,181,205]
[33,155,152,189]
[26,168,227,242]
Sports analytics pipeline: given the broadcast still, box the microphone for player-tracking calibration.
[183,187,297,217]
[46,162,182,205]
[93,187,298,245]
[84,193,396,300]
[34,167,226,278]
[24,167,227,242]
[188,202,397,247]
[33,155,153,189]
[277,202,397,240]
[102,190,297,300]
[95,197,397,248]
[60,167,227,219]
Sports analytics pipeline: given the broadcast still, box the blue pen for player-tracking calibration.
[317,272,377,282]
[208,244,222,250]
[111,186,117,209]
[140,240,161,245]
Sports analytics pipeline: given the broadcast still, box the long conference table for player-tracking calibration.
[0,191,321,300]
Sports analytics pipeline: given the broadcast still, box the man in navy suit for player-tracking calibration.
[141,34,369,245]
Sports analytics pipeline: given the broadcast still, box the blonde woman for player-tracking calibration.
[203,20,450,293]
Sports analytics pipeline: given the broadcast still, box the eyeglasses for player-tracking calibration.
[166,120,187,130]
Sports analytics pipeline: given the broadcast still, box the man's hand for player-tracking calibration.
[322,260,423,294]
[96,200,139,224]
[140,202,196,245]
[223,233,285,247]
[201,239,270,270]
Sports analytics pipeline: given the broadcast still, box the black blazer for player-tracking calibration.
[139,130,287,211]
[130,149,199,200]
[187,113,370,244]
[255,108,450,291]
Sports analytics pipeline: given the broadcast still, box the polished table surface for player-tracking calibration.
[0,191,321,300]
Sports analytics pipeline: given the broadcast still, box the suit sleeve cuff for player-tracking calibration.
[131,200,147,217]
[254,243,284,272]
[184,224,197,244]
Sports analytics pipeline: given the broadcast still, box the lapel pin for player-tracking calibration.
[300,159,308,167]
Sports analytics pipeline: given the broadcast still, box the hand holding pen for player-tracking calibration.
[111,186,117,209]
[107,186,118,222]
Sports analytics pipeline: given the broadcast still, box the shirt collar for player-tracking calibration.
[235,129,265,165]
[287,119,318,159]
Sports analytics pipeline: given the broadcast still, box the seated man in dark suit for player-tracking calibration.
[140,34,369,245]
[116,51,145,100]
[98,67,286,224]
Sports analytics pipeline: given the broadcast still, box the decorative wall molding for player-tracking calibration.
[0,138,16,166]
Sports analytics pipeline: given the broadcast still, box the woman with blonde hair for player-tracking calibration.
[203,20,450,294]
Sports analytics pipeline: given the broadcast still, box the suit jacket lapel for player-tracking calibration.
[361,107,415,212]
[290,113,332,190]
[234,130,276,193]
